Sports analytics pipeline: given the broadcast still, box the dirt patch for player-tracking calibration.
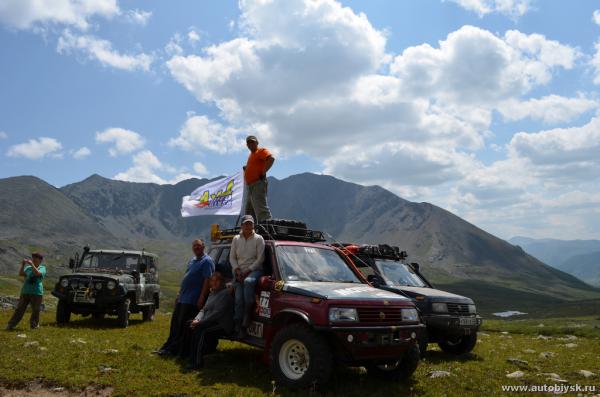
[0,380,113,396]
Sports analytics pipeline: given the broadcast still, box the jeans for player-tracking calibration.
[233,270,263,327]
[7,294,42,329]
[245,179,272,223]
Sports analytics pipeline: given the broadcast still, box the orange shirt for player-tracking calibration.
[244,147,272,184]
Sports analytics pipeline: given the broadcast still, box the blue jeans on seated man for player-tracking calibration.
[233,270,263,329]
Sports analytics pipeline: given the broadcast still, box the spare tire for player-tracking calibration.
[258,219,307,239]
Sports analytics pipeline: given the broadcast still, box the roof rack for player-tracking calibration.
[211,223,326,243]
[340,243,408,260]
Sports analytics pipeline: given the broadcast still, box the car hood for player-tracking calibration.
[388,286,474,304]
[64,272,133,283]
[282,281,411,302]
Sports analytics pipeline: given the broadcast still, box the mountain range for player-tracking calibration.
[1,173,599,315]
[510,237,600,287]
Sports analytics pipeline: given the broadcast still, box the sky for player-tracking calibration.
[1,0,600,241]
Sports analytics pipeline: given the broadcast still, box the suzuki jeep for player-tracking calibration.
[208,220,424,389]
[340,244,482,356]
[52,247,160,328]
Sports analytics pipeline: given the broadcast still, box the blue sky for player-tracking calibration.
[1,0,600,240]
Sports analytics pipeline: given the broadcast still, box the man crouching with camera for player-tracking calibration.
[6,252,47,330]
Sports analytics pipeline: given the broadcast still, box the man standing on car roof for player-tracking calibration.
[230,215,265,339]
[6,253,46,330]
[244,135,274,224]
[157,239,214,356]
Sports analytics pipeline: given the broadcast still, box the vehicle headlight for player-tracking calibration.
[401,308,419,322]
[60,278,69,288]
[432,302,448,313]
[107,281,116,290]
[95,282,103,290]
[468,304,476,314]
[329,307,358,322]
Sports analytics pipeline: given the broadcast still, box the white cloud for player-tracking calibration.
[165,33,183,56]
[114,150,204,184]
[165,0,597,238]
[114,150,166,184]
[72,146,91,159]
[188,30,200,44]
[390,27,578,105]
[593,10,600,26]
[57,30,153,71]
[498,94,597,124]
[6,137,63,160]
[448,0,532,18]
[167,2,576,176]
[193,162,208,175]
[508,115,600,173]
[591,41,600,85]
[169,115,245,154]
[95,127,145,156]
[0,0,119,30]
[124,9,151,25]
[0,131,7,139]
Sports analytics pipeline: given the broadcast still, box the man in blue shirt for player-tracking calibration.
[6,252,46,330]
[157,239,214,356]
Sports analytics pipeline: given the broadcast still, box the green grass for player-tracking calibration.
[1,308,599,396]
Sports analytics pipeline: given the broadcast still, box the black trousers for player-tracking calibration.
[179,320,225,367]
[160,302,198,354]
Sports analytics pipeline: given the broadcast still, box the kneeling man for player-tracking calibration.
[180,272,233,369]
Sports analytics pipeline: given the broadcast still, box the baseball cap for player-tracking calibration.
[241,214,255,224]
[246,135,258,143]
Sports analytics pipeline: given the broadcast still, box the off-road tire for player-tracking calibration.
[438,332,477,355]
[117,298,130,328]
[367,343,420,380]
[56,299,71,324]
[270,323,333,389]
[142,304,155,322]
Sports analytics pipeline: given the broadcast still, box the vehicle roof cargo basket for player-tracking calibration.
[357,244,407,260]
[211,219,326,243]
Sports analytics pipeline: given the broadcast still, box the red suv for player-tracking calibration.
[208,220,424,389]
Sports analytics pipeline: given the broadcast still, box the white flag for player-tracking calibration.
[181,172,243,217]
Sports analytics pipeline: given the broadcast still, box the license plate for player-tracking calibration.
[247,321,263,338]
[459,317,477,326]
[74,296,95,303]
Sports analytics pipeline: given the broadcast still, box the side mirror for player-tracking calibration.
[68,258,75,269]
[410,262,420,272]
[259,275,274,290]
[140,263,148,273]
[367,274,384,286]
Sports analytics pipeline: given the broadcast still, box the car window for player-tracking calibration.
[276,245,361,283]
[375,260,427,287]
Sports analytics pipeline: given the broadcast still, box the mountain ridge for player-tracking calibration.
[1,172,599,313]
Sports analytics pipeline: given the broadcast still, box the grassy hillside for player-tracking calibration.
[1,308,599,396]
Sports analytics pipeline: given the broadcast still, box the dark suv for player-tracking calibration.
[340,244,481,356]
[207,220,425,389]
[51,247,160,328]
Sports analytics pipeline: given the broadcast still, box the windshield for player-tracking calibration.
[80,253,140,271]
[276,245,361,283]
[375,259,427,287]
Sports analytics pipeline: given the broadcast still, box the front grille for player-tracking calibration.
[357,307,404,325]
[447,303,470,315]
